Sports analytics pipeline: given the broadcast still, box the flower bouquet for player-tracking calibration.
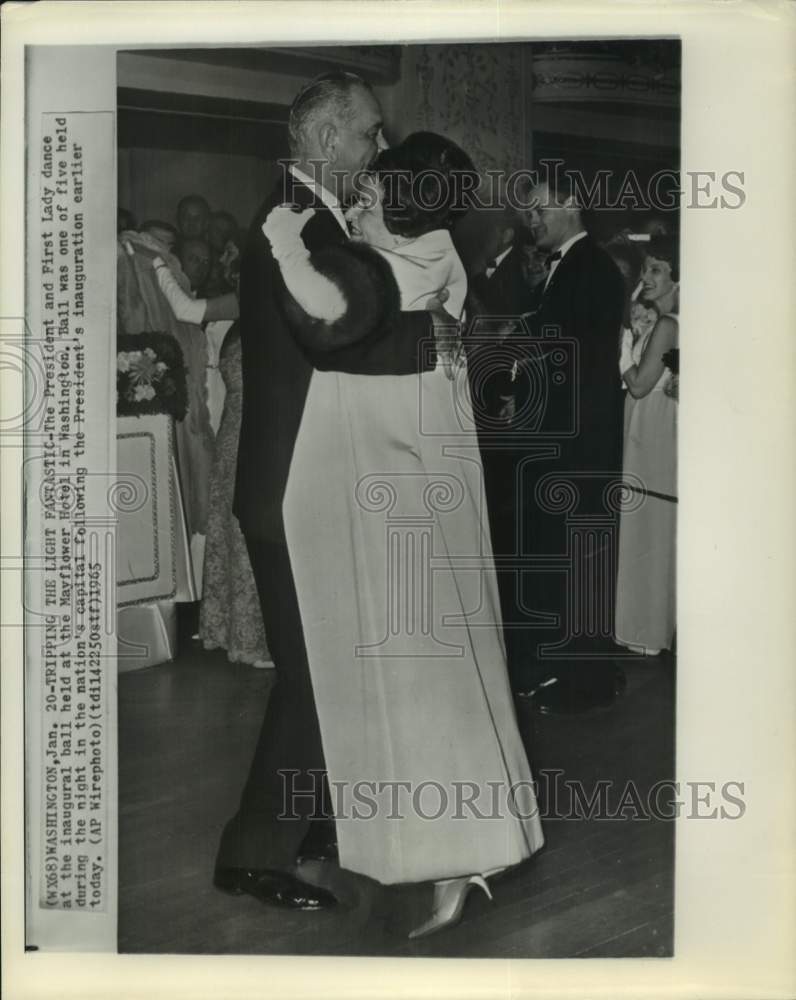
[661,348,679,375]
[117,332,187,420]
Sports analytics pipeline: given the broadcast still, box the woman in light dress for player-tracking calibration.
[616,236,679,655]
[263,133,543,938]
[150,251,271,668]
[198,324,272,668]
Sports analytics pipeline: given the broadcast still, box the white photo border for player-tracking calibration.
[2,2,795,998]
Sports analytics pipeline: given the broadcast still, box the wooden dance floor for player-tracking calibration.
[118,633,675,957]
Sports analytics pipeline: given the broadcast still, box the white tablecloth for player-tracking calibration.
[116,413,197,669]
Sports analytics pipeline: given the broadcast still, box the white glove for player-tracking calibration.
[153,257,207,325]
[262,206,314,261]
[261,206,346,322]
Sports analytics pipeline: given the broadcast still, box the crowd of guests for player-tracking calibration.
[118,196,241,298]
[118,194,271,669]
[464,195,678,695]
[117,178,678,695]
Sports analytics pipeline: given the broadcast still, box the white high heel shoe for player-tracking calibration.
[408,875,493,940]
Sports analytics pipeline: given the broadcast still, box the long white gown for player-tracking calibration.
[615,316,678,652]
[283,229,544,885]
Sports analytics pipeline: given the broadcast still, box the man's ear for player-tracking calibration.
[501,226,515,250]
[563,194,579,211]
[318,121,339,163]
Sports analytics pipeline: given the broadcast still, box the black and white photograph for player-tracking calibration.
[2,3,794,999]
[114,39,682,958]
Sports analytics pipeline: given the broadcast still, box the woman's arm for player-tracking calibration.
[203,292,239,322]
[153,258,239,323]
[263,205,440,362]
[152,259,206,324]
[255,200,448,375]
[262,206,347,322]
[621,315,678,399]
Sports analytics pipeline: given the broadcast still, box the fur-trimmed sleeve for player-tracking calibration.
[278,240,403,355]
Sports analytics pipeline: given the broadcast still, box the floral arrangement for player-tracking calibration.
[661,348,679,375]
[662,348,679,401]
[117,332,187,420]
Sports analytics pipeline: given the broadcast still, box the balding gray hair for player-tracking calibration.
[287,70,372,156]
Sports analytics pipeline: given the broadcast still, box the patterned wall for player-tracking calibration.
[396,43,530,176]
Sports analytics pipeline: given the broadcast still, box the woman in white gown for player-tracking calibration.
[616,237,679,655]
[263,133,543,938]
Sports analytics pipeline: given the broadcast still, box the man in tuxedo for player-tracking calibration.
[469,211,547,319]
[467,211,549,437]
[213,72,455,910]
[465,211,545,647]
[503,175,626,713]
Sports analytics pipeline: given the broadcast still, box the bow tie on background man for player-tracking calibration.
[546,249,562,268]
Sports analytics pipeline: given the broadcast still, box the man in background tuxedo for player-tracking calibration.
[469,210,540,316]
[213,71,455,910]
[502,174,626,713]
[465,210,545,644]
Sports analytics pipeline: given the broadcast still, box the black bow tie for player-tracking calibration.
[546,250,562,267]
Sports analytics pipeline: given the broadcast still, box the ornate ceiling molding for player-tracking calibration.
[532,49,680,109]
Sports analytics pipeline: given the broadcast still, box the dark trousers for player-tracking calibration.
[482,443,622,689]
[513,461,622,688]
[215,536,329,872]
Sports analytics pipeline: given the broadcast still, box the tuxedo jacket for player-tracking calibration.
[465,248,541,422]
[234,176,435,541]
[510,235,625,477]
[468,246,541,320]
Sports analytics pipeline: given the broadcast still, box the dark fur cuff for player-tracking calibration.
[280,241,403,355]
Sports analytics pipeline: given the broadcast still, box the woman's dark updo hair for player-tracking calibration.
[374,131,479,239]
[645,234,679,283]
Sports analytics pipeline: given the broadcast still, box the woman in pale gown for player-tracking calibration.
[616,236,679,655]
[149,252,271,667]
[263,133,543,938]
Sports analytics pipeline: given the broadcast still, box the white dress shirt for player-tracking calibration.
[485,245,513,280]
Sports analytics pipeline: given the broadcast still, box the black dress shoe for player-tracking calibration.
[213,866,338,910]
[525,663,626,715]
[296,822,339,865]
